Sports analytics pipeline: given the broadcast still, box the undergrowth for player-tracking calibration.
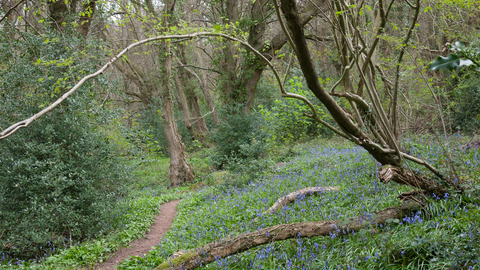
[118,135,480,270]
[2,135,479,269]
[0,157,187,269]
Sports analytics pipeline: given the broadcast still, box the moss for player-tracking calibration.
[154,252,196,270]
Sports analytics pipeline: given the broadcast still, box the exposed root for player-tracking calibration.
[262,186,340,215]
[378,165,449,196]
[154,202,421,270]
[397,190,427,202]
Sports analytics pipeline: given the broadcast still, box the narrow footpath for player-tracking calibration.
[94,200,180,270]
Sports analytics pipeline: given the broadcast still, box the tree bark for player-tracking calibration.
[174,72,195,140]
[192,40,219,126]
[77,0,96,37]
[378,165,448,196]
[154,202,421,270]
[160,0,195,187]
[48,0,68,31]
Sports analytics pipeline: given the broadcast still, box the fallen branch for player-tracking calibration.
[154,201,421,270]
[262,186,340,215]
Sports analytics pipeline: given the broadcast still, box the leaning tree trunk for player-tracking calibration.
[160,0,195,186]
[161,72,195,186]
[192,40,219,126]
[278,0,454,194]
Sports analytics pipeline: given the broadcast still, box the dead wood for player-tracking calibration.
[262,186,340,215]
[154,202,421,270]
[378,165,448,196]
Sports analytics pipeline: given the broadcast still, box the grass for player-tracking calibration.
[117,136,480,270]
[2,135,480,269]
[0,156,187,269]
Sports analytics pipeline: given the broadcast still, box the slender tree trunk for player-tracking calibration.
[193,40,219,126]
[174,72,195,139]
[188,94,209,136]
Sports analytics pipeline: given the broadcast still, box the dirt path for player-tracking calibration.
[94,199,180,270]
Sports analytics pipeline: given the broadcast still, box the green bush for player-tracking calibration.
[0,29,130,260]
[448,69,480,132]
[0,109,129,260]
[259,77,334,145]
[210,105,272,180]
[134,106,196,157]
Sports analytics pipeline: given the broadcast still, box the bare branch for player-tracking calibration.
[0,32,286,141]
[175,64,222,74]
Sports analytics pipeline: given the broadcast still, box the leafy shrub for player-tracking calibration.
[430,40,480,133]
[0,29,130,260]
[448,69,480,132]
[210,105,272,181]
[259,77,333,145]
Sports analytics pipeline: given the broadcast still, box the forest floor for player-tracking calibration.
[93,200,180,270]
[3,135,480,269]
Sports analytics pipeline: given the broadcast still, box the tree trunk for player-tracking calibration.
[280,0,401,167]
[154,202,421,270]
[193,40,219,126]
[161,65,195,186]
[188,94,209,137]
[161,90,195,186]
[77,0,96,37]
[48,0,68,31]
[174,72,195,140]
[278,0,457,194]
[160,0,195,186]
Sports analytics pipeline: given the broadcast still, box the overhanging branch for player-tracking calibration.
[0,31,286,141]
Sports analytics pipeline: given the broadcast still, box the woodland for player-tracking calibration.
[1,0,480,269]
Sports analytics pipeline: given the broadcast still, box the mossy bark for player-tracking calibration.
[154,202,421,270]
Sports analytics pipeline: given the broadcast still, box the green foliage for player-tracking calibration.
[448,70,480,132]
[259,77,334,145]
[118,136,480,269]
[429,42,478,71]
[430,41,480,132]
[0,29,130,260]
[210,104,272,182]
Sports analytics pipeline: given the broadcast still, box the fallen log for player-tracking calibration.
[262,186,340,215]
[154,201,421,270]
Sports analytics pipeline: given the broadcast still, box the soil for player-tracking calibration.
[92,199,180,270]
